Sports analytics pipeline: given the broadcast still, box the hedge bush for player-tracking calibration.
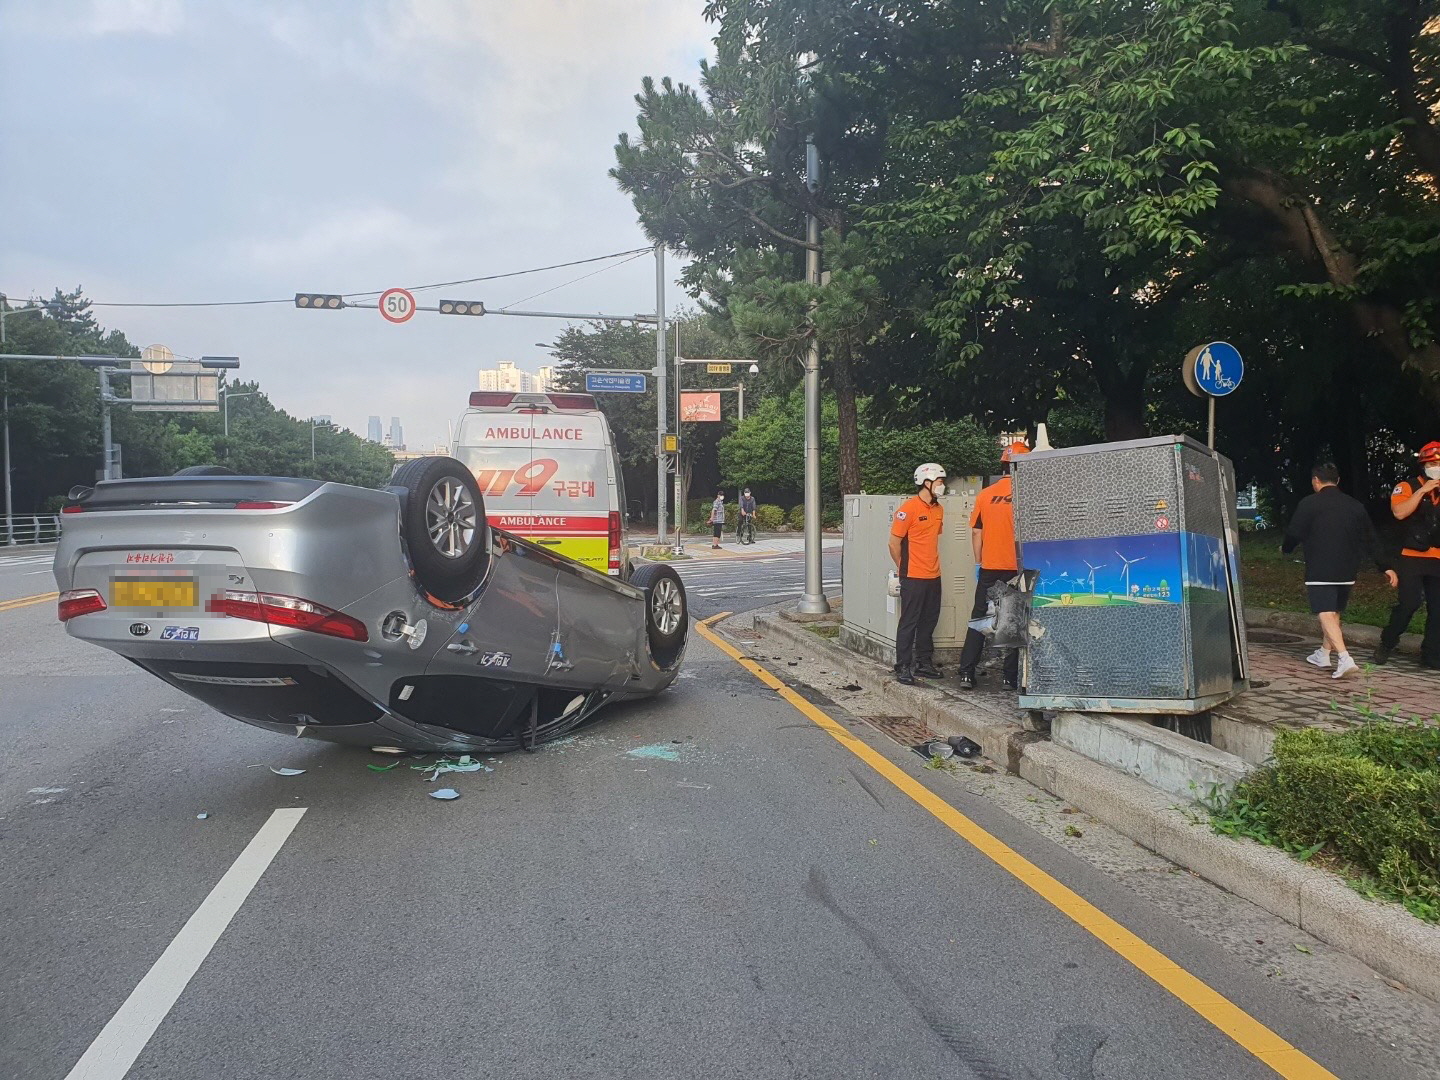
[788,504,806,530]
[1211,723,1440,922]
[754,503,786,531]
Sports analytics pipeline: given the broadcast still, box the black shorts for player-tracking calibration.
[1307,584,1352,615]
[712,523,723,538]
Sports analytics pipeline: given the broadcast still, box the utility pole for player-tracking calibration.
[798,135,830,614]
[654,244,668,547]
[98,366,114,481]
[673,323,685,555]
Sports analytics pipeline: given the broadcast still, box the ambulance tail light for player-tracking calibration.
[469,392,516,408]
[608,511,623,575]
[546,393,597,411]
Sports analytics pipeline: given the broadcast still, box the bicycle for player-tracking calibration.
[736,513,756,545]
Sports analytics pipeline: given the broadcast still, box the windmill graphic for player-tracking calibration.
[1117,550,1148,597]
[1082,559,1107,597]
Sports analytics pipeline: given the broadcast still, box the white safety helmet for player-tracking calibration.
[913,463,947,487]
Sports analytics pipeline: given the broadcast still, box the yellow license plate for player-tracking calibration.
[111,578,199,608]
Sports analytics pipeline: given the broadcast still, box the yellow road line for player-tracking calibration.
[694,617,1337,1080]
[0,591,58,613]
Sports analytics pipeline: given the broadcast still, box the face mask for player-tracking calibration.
[929,481,946,498]
[1425,465,1440,480]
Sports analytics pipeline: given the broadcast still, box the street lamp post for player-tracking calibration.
[222,389,257,439]
[798,136,830,614]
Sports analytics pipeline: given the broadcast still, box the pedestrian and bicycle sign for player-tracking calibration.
[378,288,416,324]
[585,373,648,394]
[1184,341,1243,397]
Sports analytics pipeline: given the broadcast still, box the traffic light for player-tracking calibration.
[438,299,485,316]
[295,293,344,310]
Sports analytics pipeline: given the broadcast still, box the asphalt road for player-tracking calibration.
[673,549,843,618]
[0,547,1430,1079]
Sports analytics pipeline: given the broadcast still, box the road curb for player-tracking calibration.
[1244,606,1421,657]
[732,610,1440,1004]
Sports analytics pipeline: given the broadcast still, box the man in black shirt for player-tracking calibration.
[1282,463,1397,679]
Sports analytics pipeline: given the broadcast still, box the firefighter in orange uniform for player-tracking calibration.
[956,442,1028,691]
[888,463,947,685]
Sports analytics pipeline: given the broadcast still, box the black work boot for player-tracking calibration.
[956,670,976,690]
[1372,644,1392,666]
[896,668,919,686]
[914,663,944,678]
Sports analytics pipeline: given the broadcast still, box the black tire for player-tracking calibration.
[629,561,687,669]
[174,465,235,476]
[391,457,489,604]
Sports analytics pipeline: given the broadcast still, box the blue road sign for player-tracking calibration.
[585,372,647,394]
[1192,342,1243,397]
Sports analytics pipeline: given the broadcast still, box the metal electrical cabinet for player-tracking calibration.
[840,483,981,666]
[1012,435,1248,713]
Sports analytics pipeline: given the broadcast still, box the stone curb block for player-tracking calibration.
[732,612,1440,1004]
[1244,606,1420,657]
[753,614,1028,767]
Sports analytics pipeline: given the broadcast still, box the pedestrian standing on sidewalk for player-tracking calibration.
[710,489,727,550]
[956,442,1028,691]
[739,487,757,544]
[1281,463,1397,680]
[888,463,947,686]
[1375,441,1440,669]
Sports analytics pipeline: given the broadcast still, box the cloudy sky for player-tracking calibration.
[0,0,712,451]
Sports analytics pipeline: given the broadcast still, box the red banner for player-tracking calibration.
[680,392,722,422]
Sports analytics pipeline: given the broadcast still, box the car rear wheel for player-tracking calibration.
[629,562,687,669]
[391,457,489,604]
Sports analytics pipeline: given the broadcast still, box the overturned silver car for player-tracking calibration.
[52,457,688,752]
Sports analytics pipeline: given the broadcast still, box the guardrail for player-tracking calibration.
[0,515,61,547]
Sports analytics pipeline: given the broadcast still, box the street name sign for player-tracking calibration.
[585,373,648,394]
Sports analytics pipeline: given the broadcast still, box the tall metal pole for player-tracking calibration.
[738,384,744,423]
[654,244,667,548]
[223,390,230,439]
[1207,397,1216,450]
[798,136,830,614]
[311,419,316,461]
[99,367,115,482]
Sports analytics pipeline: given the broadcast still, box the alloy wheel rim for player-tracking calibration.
[652,577,683,635]
[426,477,476,559]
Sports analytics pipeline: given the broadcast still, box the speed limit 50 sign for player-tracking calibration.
[379,287,416,324]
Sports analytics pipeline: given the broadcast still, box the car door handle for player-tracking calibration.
[446,641,478,655]
[535,539,563,546]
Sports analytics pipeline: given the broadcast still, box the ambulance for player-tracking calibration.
[452,391,631,578]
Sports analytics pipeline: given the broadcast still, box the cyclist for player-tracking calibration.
[738,487,757,545]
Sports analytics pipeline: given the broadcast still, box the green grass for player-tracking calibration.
[806,623,840,639]
[1241,529,1421,634]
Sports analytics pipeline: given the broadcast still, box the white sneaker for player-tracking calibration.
[1333,655,1359,679]
[1305,649,1332,669]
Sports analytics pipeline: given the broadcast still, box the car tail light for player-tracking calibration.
[212,590,369,642]
[61,505,85,514]
[469,392,516,408]
[608,510,622,574]
[233,501,294,510]
[546,393,597,411]
[58,589,107,621]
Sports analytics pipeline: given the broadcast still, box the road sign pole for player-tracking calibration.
[1208,396,1216,450]
[99,367,114,481]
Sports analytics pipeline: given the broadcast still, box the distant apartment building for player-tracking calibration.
[477,361,549,395]
[367,416,383,443]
